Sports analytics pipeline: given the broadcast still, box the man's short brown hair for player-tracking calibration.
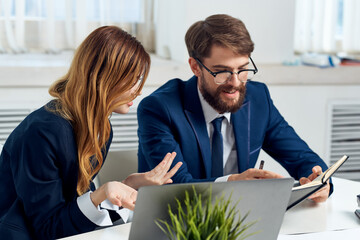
[185,14,254,60]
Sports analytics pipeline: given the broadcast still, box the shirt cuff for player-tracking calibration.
[116,208,133,223]
[101,198,120,211]
[101,199,133,223]
[215,174,231,182]
[77,191,113,226]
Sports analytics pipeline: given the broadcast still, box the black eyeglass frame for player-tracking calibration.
[195,57,258,84]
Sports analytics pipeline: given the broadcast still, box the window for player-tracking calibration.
[294,0,360,55]
[0,0,154,53]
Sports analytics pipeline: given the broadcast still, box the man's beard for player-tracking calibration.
[199,73,246,114]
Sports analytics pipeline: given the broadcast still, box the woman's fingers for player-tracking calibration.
[147,152,173,177]
[163,152,177,171]
[163,161,182,180]
[105,182,138,210]
[147,152,177,180]
[121,191,137,210]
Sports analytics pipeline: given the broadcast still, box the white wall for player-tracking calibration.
[155,0,296,64]
[261,85,360,175]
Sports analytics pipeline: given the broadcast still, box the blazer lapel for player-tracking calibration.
[184,76,212,178]
[231,100,250,173]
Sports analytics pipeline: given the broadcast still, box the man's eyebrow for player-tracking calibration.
[212,61,250,70]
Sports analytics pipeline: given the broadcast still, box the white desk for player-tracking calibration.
[278,177,360,239]
[60,177,360,240]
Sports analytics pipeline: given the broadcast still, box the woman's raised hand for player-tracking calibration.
[123,152,182,189]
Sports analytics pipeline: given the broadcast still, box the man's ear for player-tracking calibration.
[188,57,201,77]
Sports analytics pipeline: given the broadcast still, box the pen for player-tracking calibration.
[259,160,265,170]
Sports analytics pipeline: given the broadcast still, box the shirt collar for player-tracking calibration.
[197,85,231,124]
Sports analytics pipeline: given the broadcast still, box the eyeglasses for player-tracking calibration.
[195,57,258,84]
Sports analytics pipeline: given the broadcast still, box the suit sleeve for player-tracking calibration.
[137,95,214,183]
[11,121,96,239]
[260,84,332,194]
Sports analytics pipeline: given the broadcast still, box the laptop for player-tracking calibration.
[128,178,294,240]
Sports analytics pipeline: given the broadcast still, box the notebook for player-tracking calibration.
[287,155,349,210]
[128,178,294,240]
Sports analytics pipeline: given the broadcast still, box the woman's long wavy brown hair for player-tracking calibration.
[48,26,150,195]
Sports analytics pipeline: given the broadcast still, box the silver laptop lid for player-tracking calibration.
[129,178,294,240]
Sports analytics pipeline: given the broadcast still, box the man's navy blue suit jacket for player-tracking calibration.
[138,76,330,186]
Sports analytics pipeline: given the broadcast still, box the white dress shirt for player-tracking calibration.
[77,191,132,227]
[197,87,239,182]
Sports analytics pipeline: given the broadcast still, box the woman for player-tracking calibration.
[0,26,181,240]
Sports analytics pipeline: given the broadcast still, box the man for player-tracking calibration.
[137,14,331,202]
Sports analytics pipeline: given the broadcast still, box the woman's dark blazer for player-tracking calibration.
[0,103,112,239]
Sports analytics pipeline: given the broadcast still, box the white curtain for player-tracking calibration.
[294,0,360,54]
[342,0,360,53]
[0,0,154,53]
[1,0,24,53]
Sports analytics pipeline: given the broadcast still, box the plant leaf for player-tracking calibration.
[155,185,259,240]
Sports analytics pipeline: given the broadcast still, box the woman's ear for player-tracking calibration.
[188,57,201,77]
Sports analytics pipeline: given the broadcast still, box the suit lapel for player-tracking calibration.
[184,77,212,178]
[231,100,250,173]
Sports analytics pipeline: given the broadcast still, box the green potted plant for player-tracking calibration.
[155,186,258,240]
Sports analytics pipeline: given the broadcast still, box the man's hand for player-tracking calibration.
[228,168,283,181]
[123,152,182,189]
[299,165,330,203]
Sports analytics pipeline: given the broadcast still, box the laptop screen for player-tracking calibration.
[129,178,293,240]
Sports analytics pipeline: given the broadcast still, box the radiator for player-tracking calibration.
[0,107,139,151]
[327,101,360,181]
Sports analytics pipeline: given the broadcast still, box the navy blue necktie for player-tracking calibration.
[211,117,224,178]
